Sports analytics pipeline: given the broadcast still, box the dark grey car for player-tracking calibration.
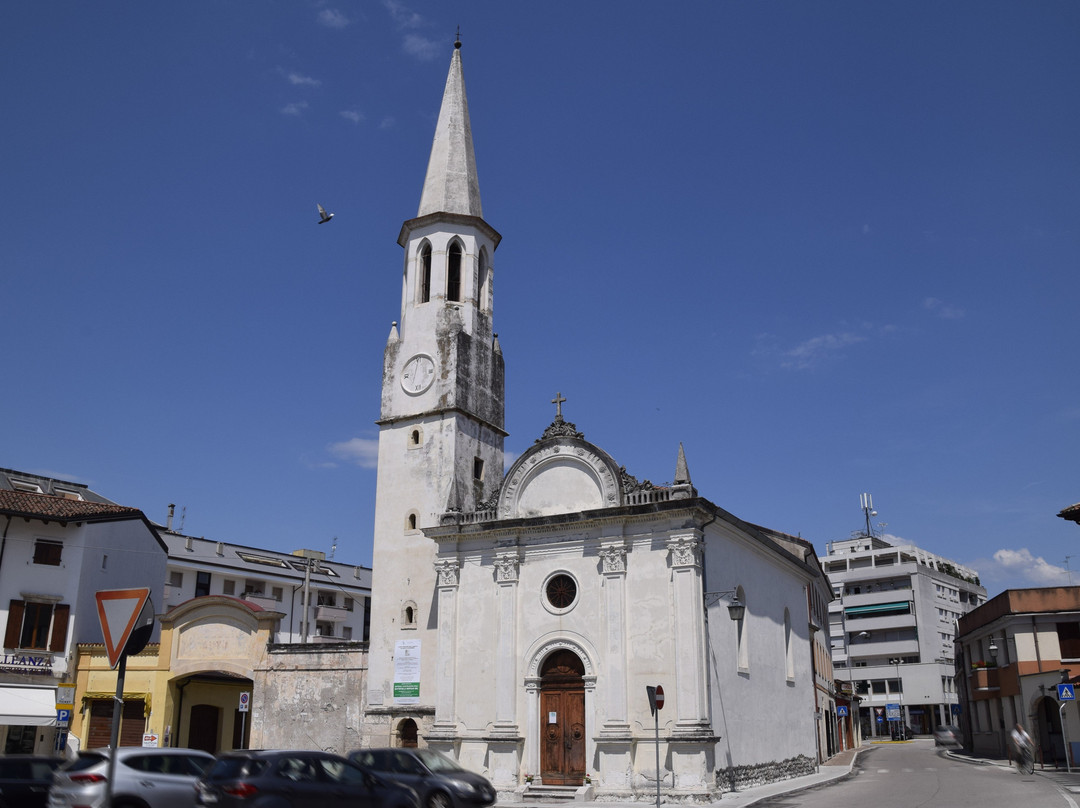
[348,749,495,808]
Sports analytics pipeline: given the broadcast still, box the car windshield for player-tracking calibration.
[63,753,108,772]
[414,750,464,773]
[207,757,269,780]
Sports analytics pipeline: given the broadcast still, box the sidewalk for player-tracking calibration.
[947,747,1080,795]
[499,748,860,807]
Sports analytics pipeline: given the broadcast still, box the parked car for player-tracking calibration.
[934,724,961,746]
[348,748,496,808]
[196,749,420,808]
[0,755,63,808]
[48,747,215,808]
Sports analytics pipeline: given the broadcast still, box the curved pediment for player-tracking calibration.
[498,436,623,519]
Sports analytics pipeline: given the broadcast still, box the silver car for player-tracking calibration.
[49,747,215,808]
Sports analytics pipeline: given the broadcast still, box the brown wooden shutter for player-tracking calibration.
[5,600,24,649]
[49,604,70,652]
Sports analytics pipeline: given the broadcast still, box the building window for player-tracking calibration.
[223,580,236,596]
[345,597,354,612]
[1059,623,1080,660]
[418,243,432,304]
[244,579,264,597]
[343,626,353,640]
[363,596,371,642]
[543,573,578,613]
[10,480,43,493]
[195,571,211,597]
[402,600,417,628]
[409,429,422,447]
[32,539,62,566]
[4,599,69,651]
[169,570,183,588]
[478,247,491,312]
[447,241,462,302]
[271,586,283,602]
[473,457,484,481]
[315,622,334,638]
[407,513,418,531]
[317,591,335,607]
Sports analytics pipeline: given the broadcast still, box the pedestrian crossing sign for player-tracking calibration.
[1058,683,1076,701]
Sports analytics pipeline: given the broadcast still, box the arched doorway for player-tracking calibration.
[398,718,418,748]
[539,650,585,785]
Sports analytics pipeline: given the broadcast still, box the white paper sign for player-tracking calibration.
[394,639,421,704]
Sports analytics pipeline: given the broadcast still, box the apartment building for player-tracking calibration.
[821,533,986,738]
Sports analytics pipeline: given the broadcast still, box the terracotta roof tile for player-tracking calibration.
[0,489,145,523]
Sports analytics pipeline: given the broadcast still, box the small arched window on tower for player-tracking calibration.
[402,600,418,629]
[406,512,418,531]
[418,243,432,304]
[447,241,462,302]
[408,428,422,448]
[478,246,491,312]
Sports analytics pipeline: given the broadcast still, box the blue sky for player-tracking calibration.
[3,2,1077,597]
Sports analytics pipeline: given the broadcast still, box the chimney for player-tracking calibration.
[166,503,175,531]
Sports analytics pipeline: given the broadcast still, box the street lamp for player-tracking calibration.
[704,589,745,621]
[988,637,999,662]
[890,658,904,739]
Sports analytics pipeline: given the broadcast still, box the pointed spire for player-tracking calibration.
[674,442,692,486]
[417,38,483,218]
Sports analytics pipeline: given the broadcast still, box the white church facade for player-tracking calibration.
[363,41,833,801]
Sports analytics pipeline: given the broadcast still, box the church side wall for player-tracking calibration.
[703,523,818,780]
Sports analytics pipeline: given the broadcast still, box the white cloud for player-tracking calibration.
[340,109,364,124]
[317,8,350,29]
[328,437,380,468]
[379,116,396,130]
[403,33,440,61]
[923,297,965,320]
[384,0,424,28]
[781,332,864,370]
[280,101,309,116]
[991,548,1068,586]
[286,71,322,87]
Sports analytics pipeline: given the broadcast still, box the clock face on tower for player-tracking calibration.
[401,354,436,395]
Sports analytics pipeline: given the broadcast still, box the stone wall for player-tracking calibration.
[251,642,367,754]
[716,754,816,793]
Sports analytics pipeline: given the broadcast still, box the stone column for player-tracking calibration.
[492,552,521,732]
[598,543,630,734]
[666,534,710,730]
[432,558,460,734]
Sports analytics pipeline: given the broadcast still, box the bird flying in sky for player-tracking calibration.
[317,204,334,224]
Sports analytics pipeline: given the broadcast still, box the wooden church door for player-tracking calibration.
[539,650,586,785]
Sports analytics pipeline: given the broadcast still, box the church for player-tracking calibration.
[362,40,834,801]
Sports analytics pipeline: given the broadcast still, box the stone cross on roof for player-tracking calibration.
[551,392,566,419]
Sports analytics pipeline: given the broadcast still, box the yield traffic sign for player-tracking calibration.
[95,588,151,669]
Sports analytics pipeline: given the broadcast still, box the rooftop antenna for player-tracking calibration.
[330,537,338,561]
[860,492,878,538]
[179,505,186,532]
[1065,556,1074,586]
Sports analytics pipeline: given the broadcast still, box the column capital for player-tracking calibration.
[494,552,521,583]
[434,558,461,587]
[667,534,702,569]
[598,543,627,575]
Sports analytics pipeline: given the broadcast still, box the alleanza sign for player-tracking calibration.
[0,653,54,674]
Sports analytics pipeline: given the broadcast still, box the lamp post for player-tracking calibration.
[890,658,904,739]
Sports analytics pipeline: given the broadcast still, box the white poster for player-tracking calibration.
[394,639,421,704]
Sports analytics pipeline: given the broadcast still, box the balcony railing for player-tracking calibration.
[315,605,348,623]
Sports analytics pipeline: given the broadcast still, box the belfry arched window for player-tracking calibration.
[478,247,491,312]
[447,241,462,302]
[418,243,432,304]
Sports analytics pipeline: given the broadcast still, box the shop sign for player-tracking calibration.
[0,653,54,674]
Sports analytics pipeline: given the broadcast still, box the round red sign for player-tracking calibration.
[655,685,665,710]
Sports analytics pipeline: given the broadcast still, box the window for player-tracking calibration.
[32,539,62,566]
[271,586,283,602]
[4,599,69,651]
[244,579,264,597]
[195,571,211,597]
[10,480,43,493]
[345,597,354,612]
[169,570,183,588]
[544,573,578,613]
[407,513,417,531]
[447,241,462,302]
[315,622,334,638]
[54,488,83,500]
[418,243,432,303]
[363,596,371,642]
[409,429,422,447]
[478,247,491,312]
[402,600,417,628]
[317,591,335,607]
[343,626,353,640]
[1059,623,1080,660]
[223,580,236,596]
[473,457,484,481]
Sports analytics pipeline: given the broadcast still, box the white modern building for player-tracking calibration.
[0,468,167,754]
[821,524,986,738]
[160,520,371,645]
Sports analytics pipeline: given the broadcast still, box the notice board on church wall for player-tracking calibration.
[394,639,421,704]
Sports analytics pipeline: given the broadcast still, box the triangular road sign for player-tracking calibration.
[95,588,150,669]
[1058,683,1076,701]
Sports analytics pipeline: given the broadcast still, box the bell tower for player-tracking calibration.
[365,39,505,735]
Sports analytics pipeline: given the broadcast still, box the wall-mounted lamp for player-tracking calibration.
[988,638,999,661]
[704,589,746,621]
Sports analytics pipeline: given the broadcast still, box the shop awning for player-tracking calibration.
[0,686,57,726]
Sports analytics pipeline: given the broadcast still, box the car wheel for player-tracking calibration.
[428,791,452,808]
